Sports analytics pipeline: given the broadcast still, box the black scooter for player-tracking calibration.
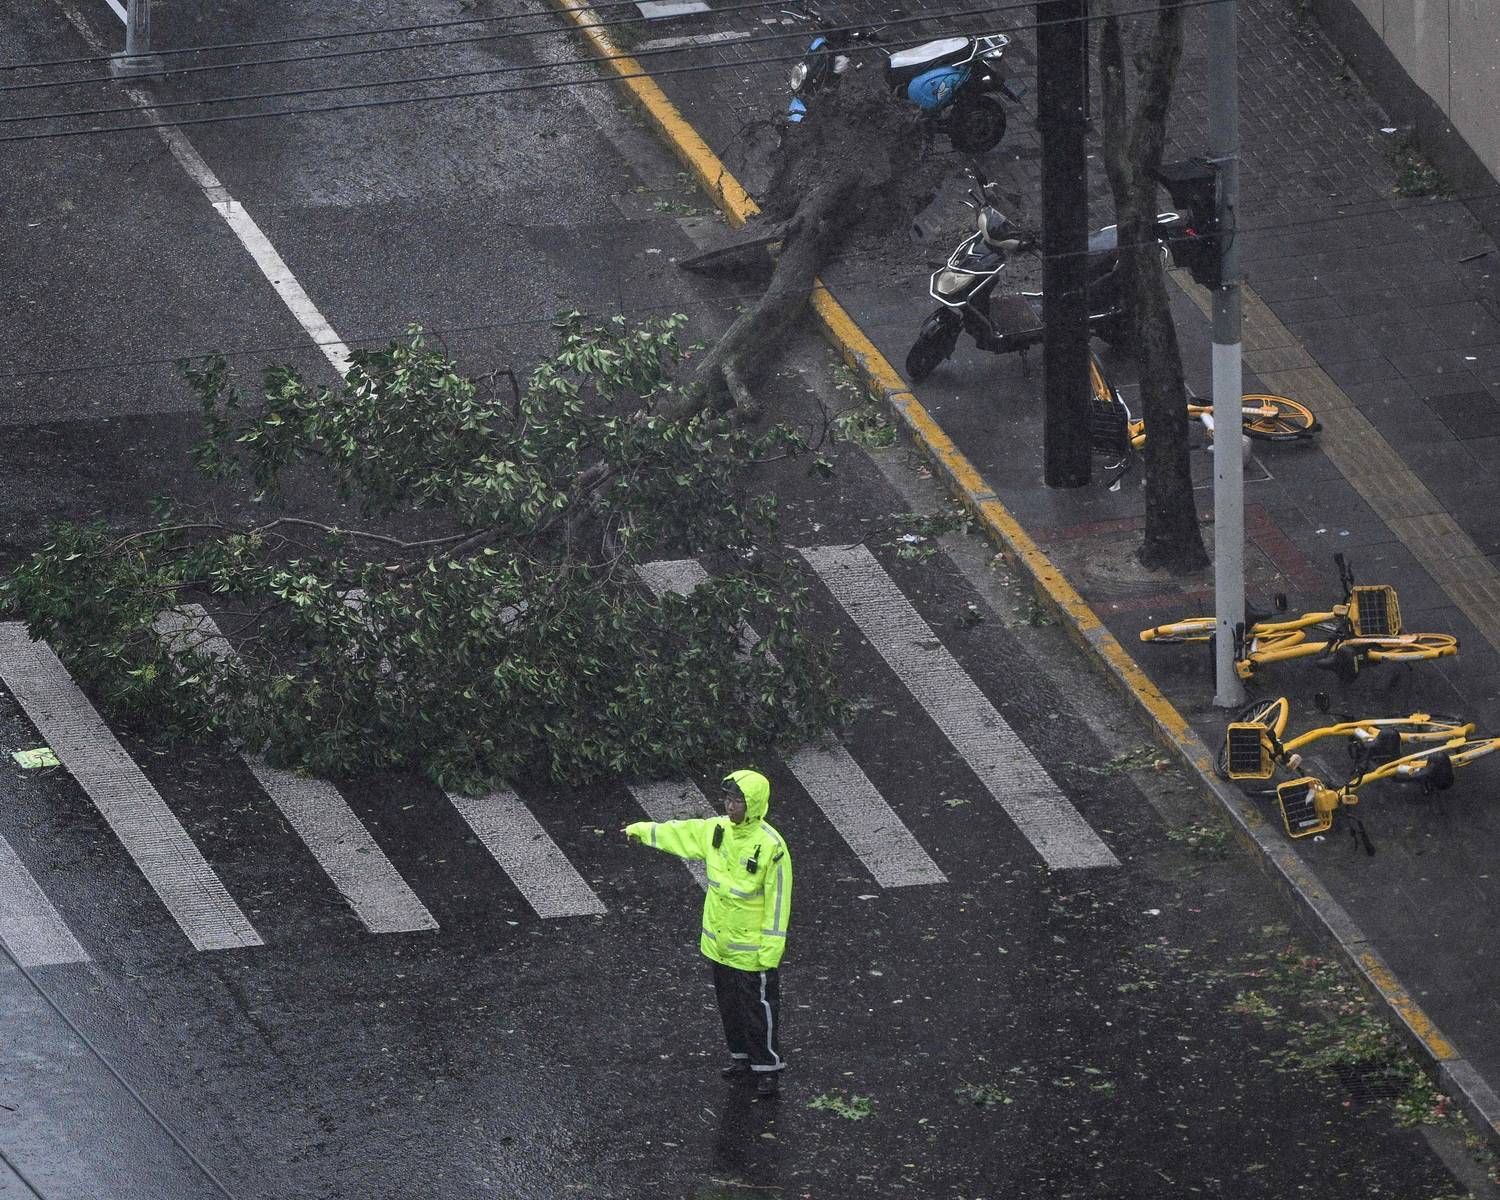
[904,170,1187,382]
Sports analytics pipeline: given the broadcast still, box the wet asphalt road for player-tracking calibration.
[0,2,1490,1197]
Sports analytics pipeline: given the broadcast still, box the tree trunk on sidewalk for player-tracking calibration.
[671,170,864,419]
[1038,0,1093,488]
[1095,0,1209,573]
[680,62,934,418]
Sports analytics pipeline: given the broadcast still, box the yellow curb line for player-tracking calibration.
[549,0,1500,1139]
[555,0,760,227]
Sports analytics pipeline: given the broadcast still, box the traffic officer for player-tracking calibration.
[624,769,792,1096]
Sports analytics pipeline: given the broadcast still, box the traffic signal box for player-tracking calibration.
[1152,158,1222,289]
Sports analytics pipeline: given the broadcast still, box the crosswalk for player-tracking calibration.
[0,547,1119,966]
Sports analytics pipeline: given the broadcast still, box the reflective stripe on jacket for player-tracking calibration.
[626,769,791,971]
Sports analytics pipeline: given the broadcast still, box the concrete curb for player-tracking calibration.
[550,0,1500,1148]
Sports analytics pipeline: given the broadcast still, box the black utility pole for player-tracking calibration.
[1037,0,1092,487]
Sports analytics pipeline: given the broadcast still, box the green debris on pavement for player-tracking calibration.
[808,1091,876,1120]
[1063,746,1170,776]
[954,1082,1012,1109]
[12,747,60,769]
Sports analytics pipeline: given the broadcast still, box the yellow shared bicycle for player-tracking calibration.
[1139,554,1458,682]
[1215,695,1474,782]
[1272,735,1500,853]
[1089,354,1319,460]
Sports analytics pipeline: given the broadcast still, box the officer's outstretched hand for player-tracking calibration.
[622,827,639,844]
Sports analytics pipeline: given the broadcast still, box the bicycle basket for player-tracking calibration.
[1224,722,1275,780]
[1277,777,1334,838]
[1350,585,1401,637]
[1089,391,1130,458]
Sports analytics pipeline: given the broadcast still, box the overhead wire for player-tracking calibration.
[9,171,1494,389]
[0,0,818,93]
[0,0,1055,127]
[0,0,1228,144]
[0,0,1491,381]
[0,1141,46,1200]
[0,293,772,382]
[0,0,716,72]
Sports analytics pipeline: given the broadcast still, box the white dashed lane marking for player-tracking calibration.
[635,1,710,16]
[61,0,353,377]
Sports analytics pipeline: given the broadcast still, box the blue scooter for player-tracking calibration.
[785,11,1022,154]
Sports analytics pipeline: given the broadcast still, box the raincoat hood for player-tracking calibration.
[724,769,770,826]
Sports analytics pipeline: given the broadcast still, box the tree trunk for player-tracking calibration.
[673,61,933,421]
[1038,0,1093,488]
[678,170,863,419]
[1095,0,1208,573]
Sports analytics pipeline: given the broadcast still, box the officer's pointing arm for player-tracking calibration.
[623,819,713,862]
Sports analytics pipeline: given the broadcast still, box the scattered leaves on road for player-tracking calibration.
[808,1092,876,1120]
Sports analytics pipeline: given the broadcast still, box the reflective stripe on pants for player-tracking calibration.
[712,961,783,1073]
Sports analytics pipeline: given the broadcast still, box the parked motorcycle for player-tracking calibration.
[784,9,1022,153]
[904,170,1187,382]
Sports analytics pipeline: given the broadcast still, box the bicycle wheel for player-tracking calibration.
[1232,696,1288,727]
[1139,617,1216,644]
[1241,394,1319,441]
[1367,633,1459,662]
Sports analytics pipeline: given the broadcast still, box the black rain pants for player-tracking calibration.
[712,961,784,1073]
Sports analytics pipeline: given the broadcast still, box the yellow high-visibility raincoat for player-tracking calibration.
[625,769,791,971]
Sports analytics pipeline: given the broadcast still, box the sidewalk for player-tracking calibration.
[567,0,1500,1143]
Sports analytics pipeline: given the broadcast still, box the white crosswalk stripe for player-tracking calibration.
[628,780,714,889]
[0,623,263,951]
[800,544,1119,871]
[154,608,439,937]
[635,560,947,887]
[448,788,607,919]
[0,833,89,967]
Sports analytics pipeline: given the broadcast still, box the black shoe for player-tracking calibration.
[721,1061,751,1080]
[755,1072,780,1097]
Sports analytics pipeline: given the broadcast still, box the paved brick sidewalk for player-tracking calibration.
[601,0,1500,1120]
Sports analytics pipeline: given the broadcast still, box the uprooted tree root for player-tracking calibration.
[678,63,940,417]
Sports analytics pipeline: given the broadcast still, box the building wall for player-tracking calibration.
[1316,0,1500,187]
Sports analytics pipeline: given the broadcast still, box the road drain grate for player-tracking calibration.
[1326,1063,1407,1108]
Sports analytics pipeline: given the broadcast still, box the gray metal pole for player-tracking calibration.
[112,0,163,75]
[1209,0,1245,708]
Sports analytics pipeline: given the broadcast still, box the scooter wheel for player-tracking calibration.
[905,312,961,382]
[947,96,1008,154]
